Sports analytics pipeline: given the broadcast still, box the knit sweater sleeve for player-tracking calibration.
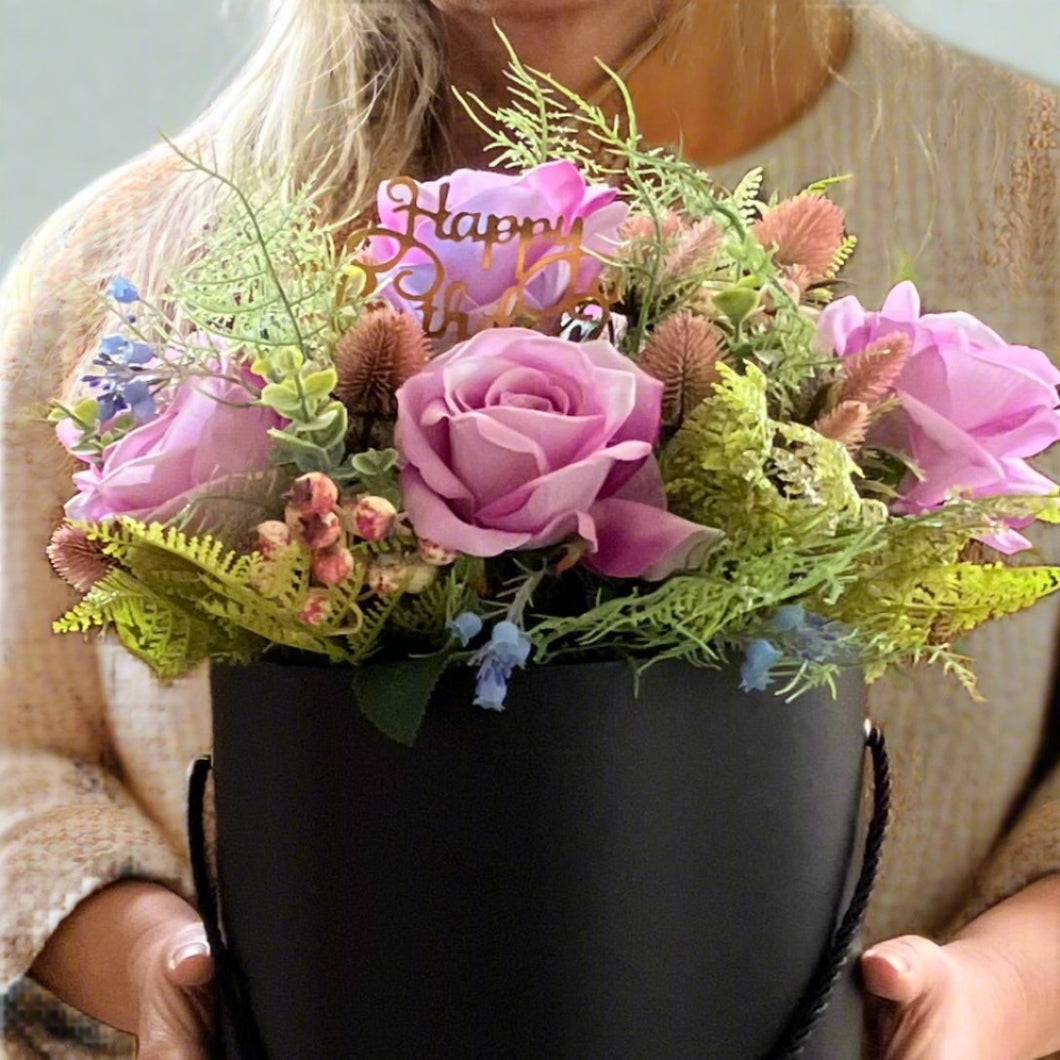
[0,159,191,992]
[948,72,1060,932]
[952,758,1060,931]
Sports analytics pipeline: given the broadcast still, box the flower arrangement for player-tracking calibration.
[47,43,1060,743]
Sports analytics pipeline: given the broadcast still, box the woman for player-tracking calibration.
[1,1,1058,1057]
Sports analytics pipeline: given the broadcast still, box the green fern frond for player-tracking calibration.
[662,363,880,551]
[85,519,255,585]
[163,140,367,366]
[195,592,347,661]
[389,569,479,643]
[345,596,404,665]
[53,569,257,679]
[826,235,858,281]
[728,167,765,223]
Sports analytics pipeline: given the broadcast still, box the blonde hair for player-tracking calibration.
[12,0,845,387]
[41,0,449,326]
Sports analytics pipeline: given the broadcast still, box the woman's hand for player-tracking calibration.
[128,908,216,1060]
[862,875,1060,1060]
[862,934,1030,1060]
[30,879,215,1059]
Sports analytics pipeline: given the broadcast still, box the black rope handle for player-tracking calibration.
[766,722,892,1060]
[187,756,267,1060]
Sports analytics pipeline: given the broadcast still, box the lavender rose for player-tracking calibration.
[395,328,716,580]
[818,282,1060,551]
[62,372,281,524]
[368,161,627,344]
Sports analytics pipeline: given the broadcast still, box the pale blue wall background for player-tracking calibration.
[1,1,1057,270]
[886,0,1059,84]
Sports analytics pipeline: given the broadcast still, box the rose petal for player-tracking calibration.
[448,411,548,508]
[481,406,608,470]
[475,451,621,529]
[879,281,922,322]
[584,496,721,580]
[400,466,531,557]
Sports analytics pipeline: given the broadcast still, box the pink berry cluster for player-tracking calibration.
[248,472,458,626]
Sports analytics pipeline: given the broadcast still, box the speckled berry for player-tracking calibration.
[417,538,458,567]
[295,510,342,550]
[286,472,339,516]
[349,495,398,542]
[299,589,331,627]
[250,520,292,558]
[312,545,356,587]
[366,554,408,597]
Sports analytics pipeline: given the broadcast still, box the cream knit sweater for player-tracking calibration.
[1,6,1058,1056]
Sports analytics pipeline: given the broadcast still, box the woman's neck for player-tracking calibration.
[438,0,851,169]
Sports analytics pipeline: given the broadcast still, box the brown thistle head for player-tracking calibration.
[753,195,847,284]
[46,523,111,593]
[333,307,430,433]
[639,313,724,427]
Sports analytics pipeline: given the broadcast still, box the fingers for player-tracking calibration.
[164,923,215,989]
[862,934,951,1004]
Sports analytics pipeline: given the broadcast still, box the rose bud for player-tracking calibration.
[312,545,356,587]
[296,511,342,550]
[286,471,339,516]
[417,538,458,567]
[250,520,292,558]
[299,588,332,627]
[349,495,398,542]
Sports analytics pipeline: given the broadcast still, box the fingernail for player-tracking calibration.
[168,941,210,969]
[864,947,909,976]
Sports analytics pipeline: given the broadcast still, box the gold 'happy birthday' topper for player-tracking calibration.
[349,177,612,343]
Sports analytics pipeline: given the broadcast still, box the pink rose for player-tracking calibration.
[395,328,714,580]
[63,373,281,524]
[818,282,1060,551]
[368,161,627,345]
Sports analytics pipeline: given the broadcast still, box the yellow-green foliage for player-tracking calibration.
[167,145,366,365]
[53,519,360,675]
[54,568,258,679]
[663,363,883,549]
[53,518,480,681]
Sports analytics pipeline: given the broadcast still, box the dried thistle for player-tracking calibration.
[639,313,724,426]
[814,400,871,453]
[662,218,723,281]
[619,211,683,245]
[753,195,846,283]
[47,523,111,593]
[840,332,912,408]
[334,307,430,445]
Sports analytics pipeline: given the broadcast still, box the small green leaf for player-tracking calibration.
[73,397,100,424]
[713,287,759,325]
[275,347,305,373]
[350,448,398,476]
[261,383,305,414]
[352,653,449,746]
[302,368,338,399]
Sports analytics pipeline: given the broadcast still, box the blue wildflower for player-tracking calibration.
[448,611,483,647]
[83,334,160,424]
[474,657,510,711]
[740,638,781,692]
[470,620,532,711]
[769,604,845,663]
[771,604,807,633]
[106,277,139,304]
[487,621,532,667]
